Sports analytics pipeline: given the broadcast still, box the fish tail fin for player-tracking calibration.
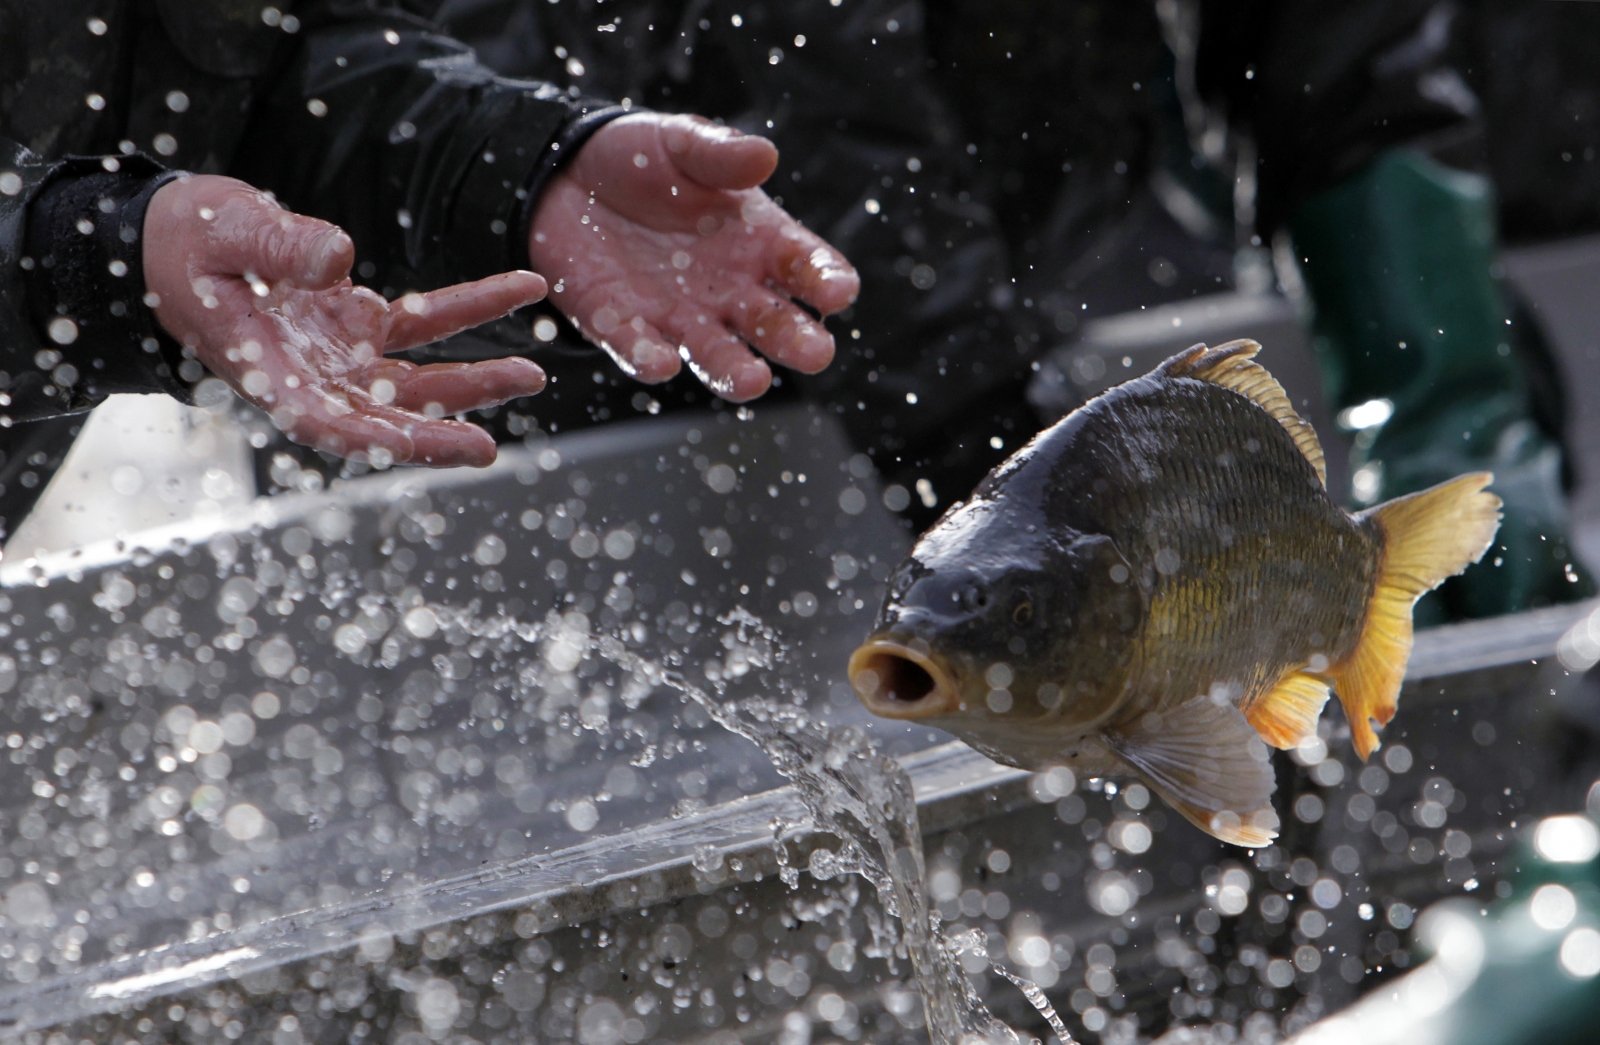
[1333,472,1502,759]
[1245,670,1332,750]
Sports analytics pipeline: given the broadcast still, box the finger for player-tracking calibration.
[598,314,682,384]
[305,396,498,467]
[275,381,497,468]
[384,271,548,352]
[405,419,500,468]
[661,115,779,191]
[722,288,836,375]
[768,227,860,316]
[371,358,547,414]
[267,386,416,464]
[207,193,354,290]
[562,283,683,383]
[556,126,736,234]
[676,317,772,402]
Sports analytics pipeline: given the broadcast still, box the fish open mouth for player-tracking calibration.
[848,639,959,719]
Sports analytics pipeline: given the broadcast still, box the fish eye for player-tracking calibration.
[958,585,989,612]
[1011,599,1034,627]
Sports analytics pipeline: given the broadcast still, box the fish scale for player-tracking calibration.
[1079,378,1375,723]
[852,341,1501,846]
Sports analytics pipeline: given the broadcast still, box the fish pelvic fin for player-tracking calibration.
[1105,693,1280,848]
[1245,669,1332,750]
[1334,472,1502,760]
[1161,339,1327,489]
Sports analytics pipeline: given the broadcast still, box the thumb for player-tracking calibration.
[207,191,354,291]
[661,115,779,191]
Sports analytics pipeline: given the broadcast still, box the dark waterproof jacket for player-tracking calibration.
[440,0,1483,523]
[0,0,621,536]
[0,0,1484,539]
[444,0,1051,512]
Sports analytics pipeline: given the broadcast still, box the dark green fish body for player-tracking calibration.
[850,342,1500,845]
[1058,360,1377,718]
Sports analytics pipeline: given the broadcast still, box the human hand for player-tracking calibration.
[530,113,860,402]
[144,175,548,468]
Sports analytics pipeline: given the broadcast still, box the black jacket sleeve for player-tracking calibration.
[1195,0,1481,233]
[0,0,627,535]
[2,1,623,429]
[232,3,626,300]
[439,0,1042,519]
[1,140,188,424]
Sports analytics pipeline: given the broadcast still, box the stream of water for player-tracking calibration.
[445,602,1071,1045]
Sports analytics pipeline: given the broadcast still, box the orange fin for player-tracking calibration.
[1245,670,1332,750]
[1166,799,1279,850]
[1333,472,1502,759]
[1106,693,1280,848]
[1161,339,1327,488]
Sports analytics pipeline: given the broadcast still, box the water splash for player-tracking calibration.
[435,602,1063,1042]
[994,963,1075,1044]
[598,611,1005,1041]
[599,608,1071,1045]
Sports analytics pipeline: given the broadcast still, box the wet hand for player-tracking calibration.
[530,113,860,402]
[143,175,548,468]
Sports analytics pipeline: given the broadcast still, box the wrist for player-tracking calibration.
[22,156,190,411]
[513,103,633,271]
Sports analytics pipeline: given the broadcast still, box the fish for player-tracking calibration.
[848,340,1500,847]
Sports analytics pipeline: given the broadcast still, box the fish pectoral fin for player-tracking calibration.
[1160,339,1327,489]
[1244,669,1331,750]
[1105,694,1279,848]
[1334,473,1502,760]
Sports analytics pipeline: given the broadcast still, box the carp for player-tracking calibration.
[849,341,1500,846]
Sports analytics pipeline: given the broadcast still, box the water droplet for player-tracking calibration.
[473,534,507,565]
[566,798,599,832]
[223,803,266,841]
[255,636,296,678]
[47,318,78,345]
[703,463,737,493]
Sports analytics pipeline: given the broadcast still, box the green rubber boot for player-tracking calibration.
[1371,819,1600,1045]
[1290,148,1593,621]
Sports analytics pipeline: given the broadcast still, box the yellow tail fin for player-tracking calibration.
[1333,473,1502,759]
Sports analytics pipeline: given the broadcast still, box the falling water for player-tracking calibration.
[616,614,1014,1044]
[994,964,1076,1043]
[446,602,1069,1045]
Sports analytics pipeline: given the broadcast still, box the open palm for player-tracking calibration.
[530,114,860,402]
[145,176,547,468]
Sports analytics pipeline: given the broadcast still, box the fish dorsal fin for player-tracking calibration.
[1244,669,1331,750]
[1332,472,1501,759]
[1162,340,1327,489]
[1105,693,1280,848]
